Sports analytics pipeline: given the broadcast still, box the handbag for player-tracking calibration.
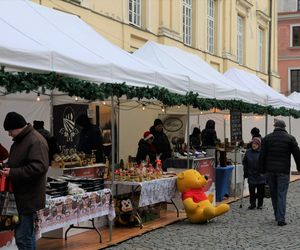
[264,184,271,198]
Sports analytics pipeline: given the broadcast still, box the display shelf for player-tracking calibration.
[48,163,107,179]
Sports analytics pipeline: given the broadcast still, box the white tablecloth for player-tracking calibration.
[112,177,178,207]
[36,188,115,239]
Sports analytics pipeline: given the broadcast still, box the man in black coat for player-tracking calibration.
[76,114,104,163]
[259,120,300,226]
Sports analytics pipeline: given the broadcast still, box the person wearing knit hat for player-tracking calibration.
[136,131,157,165]
[3,112,27,131]
[260,118,300,226]
[252,137,261,147]
[274,119,286,128]
[149,118,171,170]
[1,112,49,249]
[247,127,262,149]
[243,136,266,210]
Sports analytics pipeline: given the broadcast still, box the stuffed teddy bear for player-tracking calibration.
[177,169,230,223]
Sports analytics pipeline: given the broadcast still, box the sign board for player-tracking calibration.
[158,114,187,147]
[230,109,242,142]
[53,104,88,150]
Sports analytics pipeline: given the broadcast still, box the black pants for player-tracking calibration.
[249,183,265,207]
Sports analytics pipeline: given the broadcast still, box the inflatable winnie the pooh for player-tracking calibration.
[177,169,230,223]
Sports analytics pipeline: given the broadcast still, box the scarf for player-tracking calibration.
[182,188,207,203]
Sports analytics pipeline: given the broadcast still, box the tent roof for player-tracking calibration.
[133,41,266,105]
[225,68,300,110]
[288,92,300,104]
[0,0,189,95]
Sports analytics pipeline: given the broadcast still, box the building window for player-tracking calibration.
[291,25,300,47]
[129,0,141,27]
[258,28,264,71]
[237,15,244,64]
[291,69,300,92]
[183,0,192,46]
[207,0,215,53]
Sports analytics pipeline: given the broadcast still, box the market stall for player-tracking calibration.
[2,1,300,249]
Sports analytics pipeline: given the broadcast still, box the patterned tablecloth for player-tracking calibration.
[112,177,179,207]
[36,188,115,239]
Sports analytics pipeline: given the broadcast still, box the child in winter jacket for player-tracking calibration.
[242,137,266,209]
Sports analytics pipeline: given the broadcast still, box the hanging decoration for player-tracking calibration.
[0,70,299,118]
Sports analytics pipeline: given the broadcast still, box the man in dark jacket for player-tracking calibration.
[76,114,104,163]
[259,119,300,226]
[149,119,171,171]
[33,120,60,164]
[1,112,49,249]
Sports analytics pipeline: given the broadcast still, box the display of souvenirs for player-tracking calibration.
[112,160,163,182]
[51,149,96,168]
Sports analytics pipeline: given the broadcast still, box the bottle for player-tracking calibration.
[119,159,124,170]
[105,157,110,179]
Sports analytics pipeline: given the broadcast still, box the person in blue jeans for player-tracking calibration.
[259,120,300,226]
[243,137,266,209]
[1,112,49,249]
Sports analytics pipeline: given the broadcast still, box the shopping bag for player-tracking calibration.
[0,192,18,216]
[264,184,271,198]
[0,176,19,230]
[0,175,13,192]
[0,175,18,216]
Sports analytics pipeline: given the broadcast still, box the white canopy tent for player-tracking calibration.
[288,91,300,104]
[225,68,300,110]
[0,0,189,95]
[133,41,266,105]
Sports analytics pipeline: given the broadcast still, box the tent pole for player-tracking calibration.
[224,116,226,144]
[109,95,115,242]
[117,99,120,163]
[50,91,54,136]
[265,114,268,136]
[187,105,190,169]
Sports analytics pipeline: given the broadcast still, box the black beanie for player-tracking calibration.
[154,118,163,127]
[33,120,44,130]
[4,112,27,131]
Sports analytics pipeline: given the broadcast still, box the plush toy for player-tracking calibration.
[177,169,230,223]
[114,198,142,228]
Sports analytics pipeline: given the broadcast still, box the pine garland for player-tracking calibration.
[0,71,299,118]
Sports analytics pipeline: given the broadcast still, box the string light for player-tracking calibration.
[75,96,78,101]
[142,104,146,110]
[177,105,181,109]
[102,101,106,105]
[200,111,203,114]
[161,106,165,112]
[36,93,40,102]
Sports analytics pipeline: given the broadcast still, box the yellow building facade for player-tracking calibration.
[33,0,280,90]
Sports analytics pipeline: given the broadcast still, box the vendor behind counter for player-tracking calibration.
[76,114,104,163]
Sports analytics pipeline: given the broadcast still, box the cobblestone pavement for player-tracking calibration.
[106,180,300,250]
